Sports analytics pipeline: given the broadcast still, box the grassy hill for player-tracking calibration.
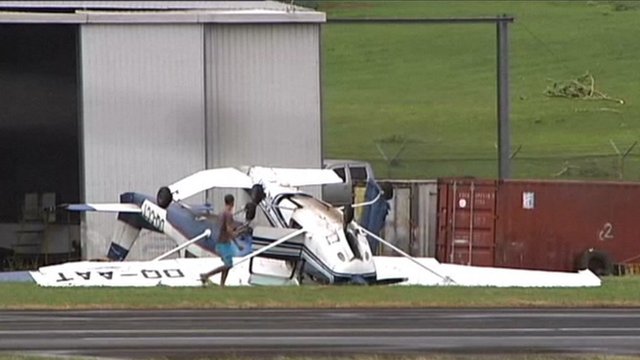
[318,1,640,180]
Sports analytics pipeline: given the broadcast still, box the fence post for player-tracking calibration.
[610,140,637,180]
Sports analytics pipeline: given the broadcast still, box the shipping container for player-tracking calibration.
[437,179,498,267]
[437,178,640,275]
[356,180,438,258]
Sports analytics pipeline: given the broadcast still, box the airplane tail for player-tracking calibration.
[106,221,141,261]
[62,193,146,261]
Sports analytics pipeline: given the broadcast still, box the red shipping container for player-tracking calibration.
[437,179,498,267]
[437,178,640,275]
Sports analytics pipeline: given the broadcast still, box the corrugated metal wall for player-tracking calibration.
[80,24,206,260]
[204,24,322,209]
[496,180,640,273]
[380,181,438,257]
[382,186,412,256]
[437,178,640,273]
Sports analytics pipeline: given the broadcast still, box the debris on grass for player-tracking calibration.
[574,107,622,113]
[544,71,624,104]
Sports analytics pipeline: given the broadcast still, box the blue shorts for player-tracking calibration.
[215,242,236,267]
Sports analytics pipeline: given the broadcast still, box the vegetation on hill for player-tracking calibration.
[317,1,640,180]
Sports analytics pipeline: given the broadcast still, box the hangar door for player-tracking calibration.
[0,24,80,265]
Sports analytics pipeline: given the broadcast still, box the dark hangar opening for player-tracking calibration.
[0,25,80,236]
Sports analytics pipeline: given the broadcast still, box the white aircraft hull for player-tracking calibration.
[30,257,298,287]
[373,257,601,287]
[30,256,600,287]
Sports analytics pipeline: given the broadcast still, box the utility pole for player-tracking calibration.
[497,15,513,179]
[328,16,515,179]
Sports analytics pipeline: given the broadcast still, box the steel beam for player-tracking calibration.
[326,16,515,179]
[497,15,511,179]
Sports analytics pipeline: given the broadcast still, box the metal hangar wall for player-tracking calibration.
[0,1,325,261]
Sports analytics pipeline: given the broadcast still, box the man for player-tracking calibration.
[200,194,241,287]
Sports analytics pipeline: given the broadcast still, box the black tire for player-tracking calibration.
[250,184,265,204]
[577,249,613,276]
[244,202,257,221]
[156,186,173,209]
[343,204,354,226]
[379,182,394,200]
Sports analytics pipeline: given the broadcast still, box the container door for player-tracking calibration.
[381,185,412,256]
[437,179,497,266]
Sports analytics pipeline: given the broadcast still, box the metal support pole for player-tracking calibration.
[359,226,454,284]
[497,16,512,179]
[233,229,306,268]
[468,182,475,266]
[152,229,211,261]
[328,16,515,179]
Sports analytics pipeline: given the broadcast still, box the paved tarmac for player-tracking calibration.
[1,308,640,358]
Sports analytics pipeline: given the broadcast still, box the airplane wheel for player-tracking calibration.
[343,204,354,225]
[156,186,173,209]
[250,184,265,203]
[245,202,257,221]
[380,182,394,200]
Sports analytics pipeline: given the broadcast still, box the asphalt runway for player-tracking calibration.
[1,308,640,358]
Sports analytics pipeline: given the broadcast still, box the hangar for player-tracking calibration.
[0,1,325,263]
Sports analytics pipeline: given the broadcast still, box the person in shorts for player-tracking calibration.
[200,194,241,287]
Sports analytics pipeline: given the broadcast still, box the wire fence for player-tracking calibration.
[337,142,640,181]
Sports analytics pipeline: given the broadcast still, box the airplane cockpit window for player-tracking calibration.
[289,218,302,229]
[350,166,367,182]
[333,167,346,182]
[275,197,298,226]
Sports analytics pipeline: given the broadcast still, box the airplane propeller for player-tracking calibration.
[343,203,354,230]
[249,184,265,203]
[243,184,265,222]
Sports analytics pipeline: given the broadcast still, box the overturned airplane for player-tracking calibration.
[30,166,600,288]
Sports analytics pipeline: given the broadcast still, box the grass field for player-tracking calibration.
[318,1,640,180]
[1,276,639,309]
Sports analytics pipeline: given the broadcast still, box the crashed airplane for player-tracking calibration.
[30,166,600,288]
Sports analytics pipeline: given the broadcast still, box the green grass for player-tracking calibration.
[2,276,640,309]
[318,1,640,180]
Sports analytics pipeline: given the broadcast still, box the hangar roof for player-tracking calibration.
[0,1,325,23]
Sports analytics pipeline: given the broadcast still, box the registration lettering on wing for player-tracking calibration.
[141,200,167,232]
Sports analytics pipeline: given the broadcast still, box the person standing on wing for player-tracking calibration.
[200,194,241,287]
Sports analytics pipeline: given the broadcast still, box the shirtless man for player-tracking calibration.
[200,194,240,287]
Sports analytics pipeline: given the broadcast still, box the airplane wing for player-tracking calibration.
[31,256,299,287]
[63,203,142,213]
[168,167,254,201]
[249,166,343,187]
[169,166,342,201]
[373,256,601,287]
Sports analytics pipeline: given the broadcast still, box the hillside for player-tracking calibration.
[319,1,640,180]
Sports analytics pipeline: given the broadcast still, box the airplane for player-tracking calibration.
[30,166,602,288]
[57,166,418,286]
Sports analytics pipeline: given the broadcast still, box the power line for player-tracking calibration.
[519,21,573,74]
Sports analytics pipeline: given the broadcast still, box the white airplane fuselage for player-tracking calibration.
[248,169,377,284]
[78,167,380,285]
